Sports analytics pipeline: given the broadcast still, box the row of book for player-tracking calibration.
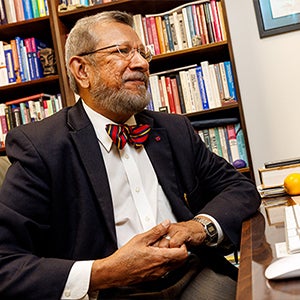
[147,60,237,114]
[0,93,63,147]
[0,0,49,24]
[197,122,248,168]
[0,37,46,86]
[58,0,113,12]
[133,0,226,55]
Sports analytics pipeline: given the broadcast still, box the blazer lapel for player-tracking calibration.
[67,101,117,245]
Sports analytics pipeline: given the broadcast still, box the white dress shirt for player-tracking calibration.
[61,101,223,299]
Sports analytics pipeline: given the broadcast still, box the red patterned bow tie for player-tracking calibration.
[105,124,151,150]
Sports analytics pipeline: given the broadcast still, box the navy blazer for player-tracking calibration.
[0,100,260,299]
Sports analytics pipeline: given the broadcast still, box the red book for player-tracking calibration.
[209,0,222,42]
[149,16,161,55]
[165,76,176,114]
[170,77,182,114]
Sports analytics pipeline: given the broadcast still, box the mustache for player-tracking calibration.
[122,72,148,83]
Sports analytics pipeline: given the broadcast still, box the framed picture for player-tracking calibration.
[253,0,300,38]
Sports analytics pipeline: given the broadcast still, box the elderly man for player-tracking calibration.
[0,10,260,300]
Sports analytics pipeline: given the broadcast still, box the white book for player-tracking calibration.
[3,0,17,23]
[149,75,162,111]
[209,64,222,107]
[133,14,146,46]
[188,67,203,111]
[0,41,9,86]
[179,70,193,113]
[159,76,170,112]
[172,11,183,50]
[181,7,193,48]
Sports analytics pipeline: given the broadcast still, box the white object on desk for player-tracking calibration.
[285,205,300,254]
[265,253,300,280]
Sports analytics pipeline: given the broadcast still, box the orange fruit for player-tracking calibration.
[284,173,300,195]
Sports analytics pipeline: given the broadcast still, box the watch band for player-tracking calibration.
[192,217,218,245]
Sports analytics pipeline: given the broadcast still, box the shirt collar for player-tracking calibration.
[82,100,136,152]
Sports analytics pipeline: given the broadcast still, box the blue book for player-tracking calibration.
[30,37,46,79]
[195,66,209,110]
[15,37,26,82]
[22,0,34,20]
[224,61,237,100]
[163,14,174,51]
[185,5,196,43]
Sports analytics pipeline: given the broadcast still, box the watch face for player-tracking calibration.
[207,223,217,235]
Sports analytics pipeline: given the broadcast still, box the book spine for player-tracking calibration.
[203,3,215,43]
[169,14,179,51]
[175,73,186,113]
[30,37,44,78]
[210,0,222,42]
[200,61,215,108]
[165,76,176,114]
[20,39,30,81]
[226,124,239,163]
[185,5,196,46]
[22,0,33,20]
[37,0,46,16]
[195,66,209,110]
[170,77,182,114]
[224,61,237,100]
[24,38,37,80]
[235,124,248,166]
[155,16,166,54]
[0,41,9,86]
[30,0,40,18]
[149,75,162,112]
[3,0,17,23]
[0,0,8,24]
[149,16,161,55]
[188,67,202,111]
[3,45,16,83]
[163,14,174,52]
[13,0,25,21]
[14,37,26,82]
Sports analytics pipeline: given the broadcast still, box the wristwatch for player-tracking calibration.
[192,217,218,245]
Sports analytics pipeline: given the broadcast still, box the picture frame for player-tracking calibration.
[253,0,300,38]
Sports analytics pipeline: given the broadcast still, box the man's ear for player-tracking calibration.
[68,56,91,89]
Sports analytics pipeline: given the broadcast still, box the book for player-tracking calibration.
[155,16,166,54]
[10,39,21,83]
[14,37,26,82]
[264,157,300,169]
[24,37,37,80]
[13,0,25,21]
[226,124,239,163]
[195,66,209,110]
[235,124,248,166]
[22,0,33,20]
[170,77,182,114]
[37,0,46,16]
[224,61,237,100]
[3,0,16,23]
[164,76,176,114]
[209,0,222,42]
[0,0,7,24]
[188,67,202,111]
[259,164,300,188]
[30,0,39,18]
[200,60,215,108]
[0,103,8,147]
[0,41,9,86]
[149,16,160,55]
[163,14,174,52]
[178,70,193,113]
[30,37,46,79]
[148,74,161,111]
[3,43,16,83]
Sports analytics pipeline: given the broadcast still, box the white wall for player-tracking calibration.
[224,0,300,184]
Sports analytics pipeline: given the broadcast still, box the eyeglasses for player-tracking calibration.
[77,44,152,62]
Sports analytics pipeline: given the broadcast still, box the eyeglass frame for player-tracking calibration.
[77,43,152,62]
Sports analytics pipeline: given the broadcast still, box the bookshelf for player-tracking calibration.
[0,0,254,179]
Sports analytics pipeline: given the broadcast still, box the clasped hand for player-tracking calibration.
[90,219,206,291]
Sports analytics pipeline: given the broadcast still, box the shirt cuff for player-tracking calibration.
[61,260,95,300]
[196,213,224,246]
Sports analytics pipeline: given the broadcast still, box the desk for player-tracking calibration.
[236,196,300,300]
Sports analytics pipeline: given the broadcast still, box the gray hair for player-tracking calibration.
[65,10,134,94]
